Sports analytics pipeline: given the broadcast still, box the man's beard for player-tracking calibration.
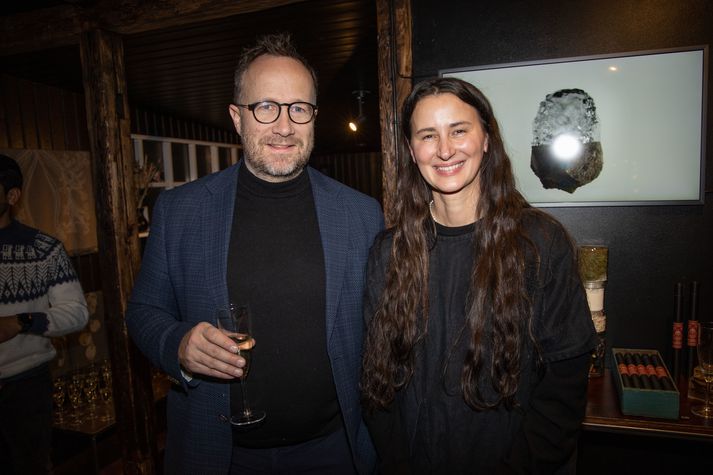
[0,203,9,217]
[242,134,313,181]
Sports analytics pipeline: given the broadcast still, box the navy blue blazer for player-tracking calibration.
[126,163,383,474]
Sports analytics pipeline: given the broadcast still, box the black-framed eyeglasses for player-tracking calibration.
[236,101,318,124]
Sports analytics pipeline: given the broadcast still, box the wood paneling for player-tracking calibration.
[1,74,24,148]
[18,79,39,149]
[33,83,53,150]
[1,1,380,155]
[0,73,88,150]
[311,151,382,202]
[0,73,239,150]
[47,87,67,150]
[70,252,101,294]
[0,0,309,56]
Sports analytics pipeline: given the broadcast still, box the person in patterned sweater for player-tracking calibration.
[0,154,88,475]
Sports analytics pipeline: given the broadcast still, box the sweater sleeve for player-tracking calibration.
[44,244,88,337]
[500,352,591,474]
[532,221,596,363]
[363,404,413,475]
[499,216,595,473]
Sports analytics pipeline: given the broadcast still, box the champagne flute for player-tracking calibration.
[84,367,99,419]
[67,373,84,424]
[216,304,266,427]
[52,377,67,423]
[100,359,113,403]
[691,321,713,418]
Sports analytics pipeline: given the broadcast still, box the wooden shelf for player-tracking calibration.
[584,369,713,442]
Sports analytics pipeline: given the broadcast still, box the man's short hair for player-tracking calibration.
[0,154,23,193]
[232,32,318,104]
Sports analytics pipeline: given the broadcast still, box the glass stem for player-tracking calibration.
[240,379,252,417]
[706,381,711,412]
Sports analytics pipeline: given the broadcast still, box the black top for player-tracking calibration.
[227,165,341,447]
[364,211,597,474]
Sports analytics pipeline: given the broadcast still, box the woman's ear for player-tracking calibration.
[407,141,416,163]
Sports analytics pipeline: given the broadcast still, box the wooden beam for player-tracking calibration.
[1,0,308,56]
[376,0,412,226]
[79,29,157,474]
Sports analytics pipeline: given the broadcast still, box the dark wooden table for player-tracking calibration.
[584,369,713,441]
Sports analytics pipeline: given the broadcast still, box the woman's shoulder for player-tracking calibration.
[520,208,571,248]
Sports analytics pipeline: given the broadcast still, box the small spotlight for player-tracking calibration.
[348,90,370,134]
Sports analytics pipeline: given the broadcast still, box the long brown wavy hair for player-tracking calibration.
[362,77,545,412]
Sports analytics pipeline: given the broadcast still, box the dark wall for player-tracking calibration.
[411,0,713,366]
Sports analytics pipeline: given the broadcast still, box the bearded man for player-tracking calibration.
[126,32,383,474]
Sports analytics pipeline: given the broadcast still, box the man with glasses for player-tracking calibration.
[127,33,383,474]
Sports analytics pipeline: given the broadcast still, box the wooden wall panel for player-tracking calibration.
[47,87,67,150]
[0,73,90,151]
[76,96,89,150]
[71,252,101,293]
[0,78,8,149]
[311,151,383,202]
[1,75,25,149]
[33,83,53,150]
[18,79,39,149]
[63,91,82,150]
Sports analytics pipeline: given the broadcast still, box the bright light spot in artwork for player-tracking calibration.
[552,134,582,161]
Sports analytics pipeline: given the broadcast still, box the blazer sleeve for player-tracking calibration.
[502,218,595,473]
[126,192,194,385]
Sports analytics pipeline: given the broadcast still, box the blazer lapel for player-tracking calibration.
[203,165,239,313]
[309,168,347,343]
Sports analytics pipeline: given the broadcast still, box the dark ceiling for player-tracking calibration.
[0,0,381,155]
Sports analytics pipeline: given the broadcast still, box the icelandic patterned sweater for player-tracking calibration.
[0,220,88,379]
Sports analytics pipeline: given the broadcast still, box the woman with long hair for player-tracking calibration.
[361,77,596,473]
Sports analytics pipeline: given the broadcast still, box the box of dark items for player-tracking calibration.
[611,348,679,420]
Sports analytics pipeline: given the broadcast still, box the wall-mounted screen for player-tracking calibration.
[442,46,707,206]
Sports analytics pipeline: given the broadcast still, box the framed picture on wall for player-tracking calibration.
[441,46,707,206]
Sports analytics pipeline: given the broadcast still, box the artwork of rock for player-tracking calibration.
[531,89,603,193]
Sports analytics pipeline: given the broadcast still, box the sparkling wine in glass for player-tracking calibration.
[67,374,84,423]
[84,367,99,418]
[691,321,713,419]
[216,304,265,427]
[52,377,67,423]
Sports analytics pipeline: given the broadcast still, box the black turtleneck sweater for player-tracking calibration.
[227,164,341,448]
